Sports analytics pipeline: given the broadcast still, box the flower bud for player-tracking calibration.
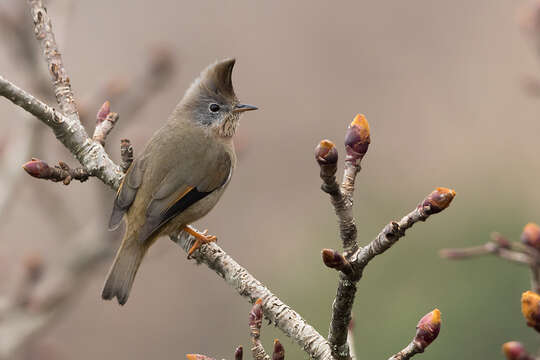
[521,223,540,250]
[22,159,52,179]
[521,291,540,331]
[249,298,263,339]
[502,341,532,360]
[344,114,370,160]
[272,339,285,360]
[234,346,243,360]
[96,101,110,124]
[414,309,441,350]
[419,187,456,215]
[315,140,338,165]
[321,249,352,275]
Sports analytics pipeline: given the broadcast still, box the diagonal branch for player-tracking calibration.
[0,75,122,188]
[173,233,332,359]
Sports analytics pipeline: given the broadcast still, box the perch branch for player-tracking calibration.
[173,233,331,359]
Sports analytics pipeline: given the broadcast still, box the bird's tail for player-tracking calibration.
[102,233,146,306]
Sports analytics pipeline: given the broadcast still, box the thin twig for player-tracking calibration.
[388,309,441,360]
[249,299,271,360]
[92,101,119,146]
[120,139,133,173]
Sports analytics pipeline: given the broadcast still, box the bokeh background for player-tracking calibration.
[1,0,540,359]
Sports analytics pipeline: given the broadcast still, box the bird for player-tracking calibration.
[102,58,257,305]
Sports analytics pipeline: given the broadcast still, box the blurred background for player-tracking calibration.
[0,0,539,359]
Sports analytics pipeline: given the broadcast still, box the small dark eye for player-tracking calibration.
[209,103,220,112]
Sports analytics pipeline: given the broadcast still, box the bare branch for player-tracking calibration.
[316,115,453,360]
[388,309,441,360]
[92,101,119,146]
[173,233,331,360]
[355,187,456,269]
[28,0,78,118]
[0,75,122,188]
[22,158,89,185]
[120,139,134,173]
[316,114,370,360]
[439,242,533,265]
[0,221,114,357]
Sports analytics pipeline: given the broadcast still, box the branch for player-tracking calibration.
[0,75,122,188]
[120,139,134,173]
[316,115,454,360]
[0,221,114,357]
[316,114,370,360]
[28,0,77,118]
[388,309,441,360]
[92,101,119,146]
[355,187,456,268]
[173,233,331,359]
[22,158,89,185]
[441,225,540,292]
[1,78,331,358]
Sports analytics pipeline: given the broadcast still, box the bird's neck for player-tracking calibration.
[215,113,240,138]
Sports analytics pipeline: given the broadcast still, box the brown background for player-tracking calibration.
[1,0,540,359]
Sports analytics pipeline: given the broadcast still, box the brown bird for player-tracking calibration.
[102,58,257,305]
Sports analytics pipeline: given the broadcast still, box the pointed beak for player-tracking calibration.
[233,103,258,113]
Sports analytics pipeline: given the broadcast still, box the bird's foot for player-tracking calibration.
[183,226,217,258]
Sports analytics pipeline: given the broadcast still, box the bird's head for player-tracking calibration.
[180,58,257,137]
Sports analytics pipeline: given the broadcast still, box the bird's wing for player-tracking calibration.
[137,149,232,243]
[108,155,148,230]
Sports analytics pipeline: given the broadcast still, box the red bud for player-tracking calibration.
[414,309,441,350]
[22,159,52,179]
[234,346,243,360]
[344,114,370,160]
[272,339,285,360]
[502,341,533,360]
[521,223,540,250]
[96,101,110,124]
[315,140,338,165]
[419,187,456,215]
[321,249,352,275]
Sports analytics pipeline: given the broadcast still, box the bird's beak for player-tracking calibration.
[233,103,258,113]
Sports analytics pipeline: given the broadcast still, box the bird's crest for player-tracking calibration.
[185,58,237,102]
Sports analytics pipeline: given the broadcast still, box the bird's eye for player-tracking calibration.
[209,103,220,113]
